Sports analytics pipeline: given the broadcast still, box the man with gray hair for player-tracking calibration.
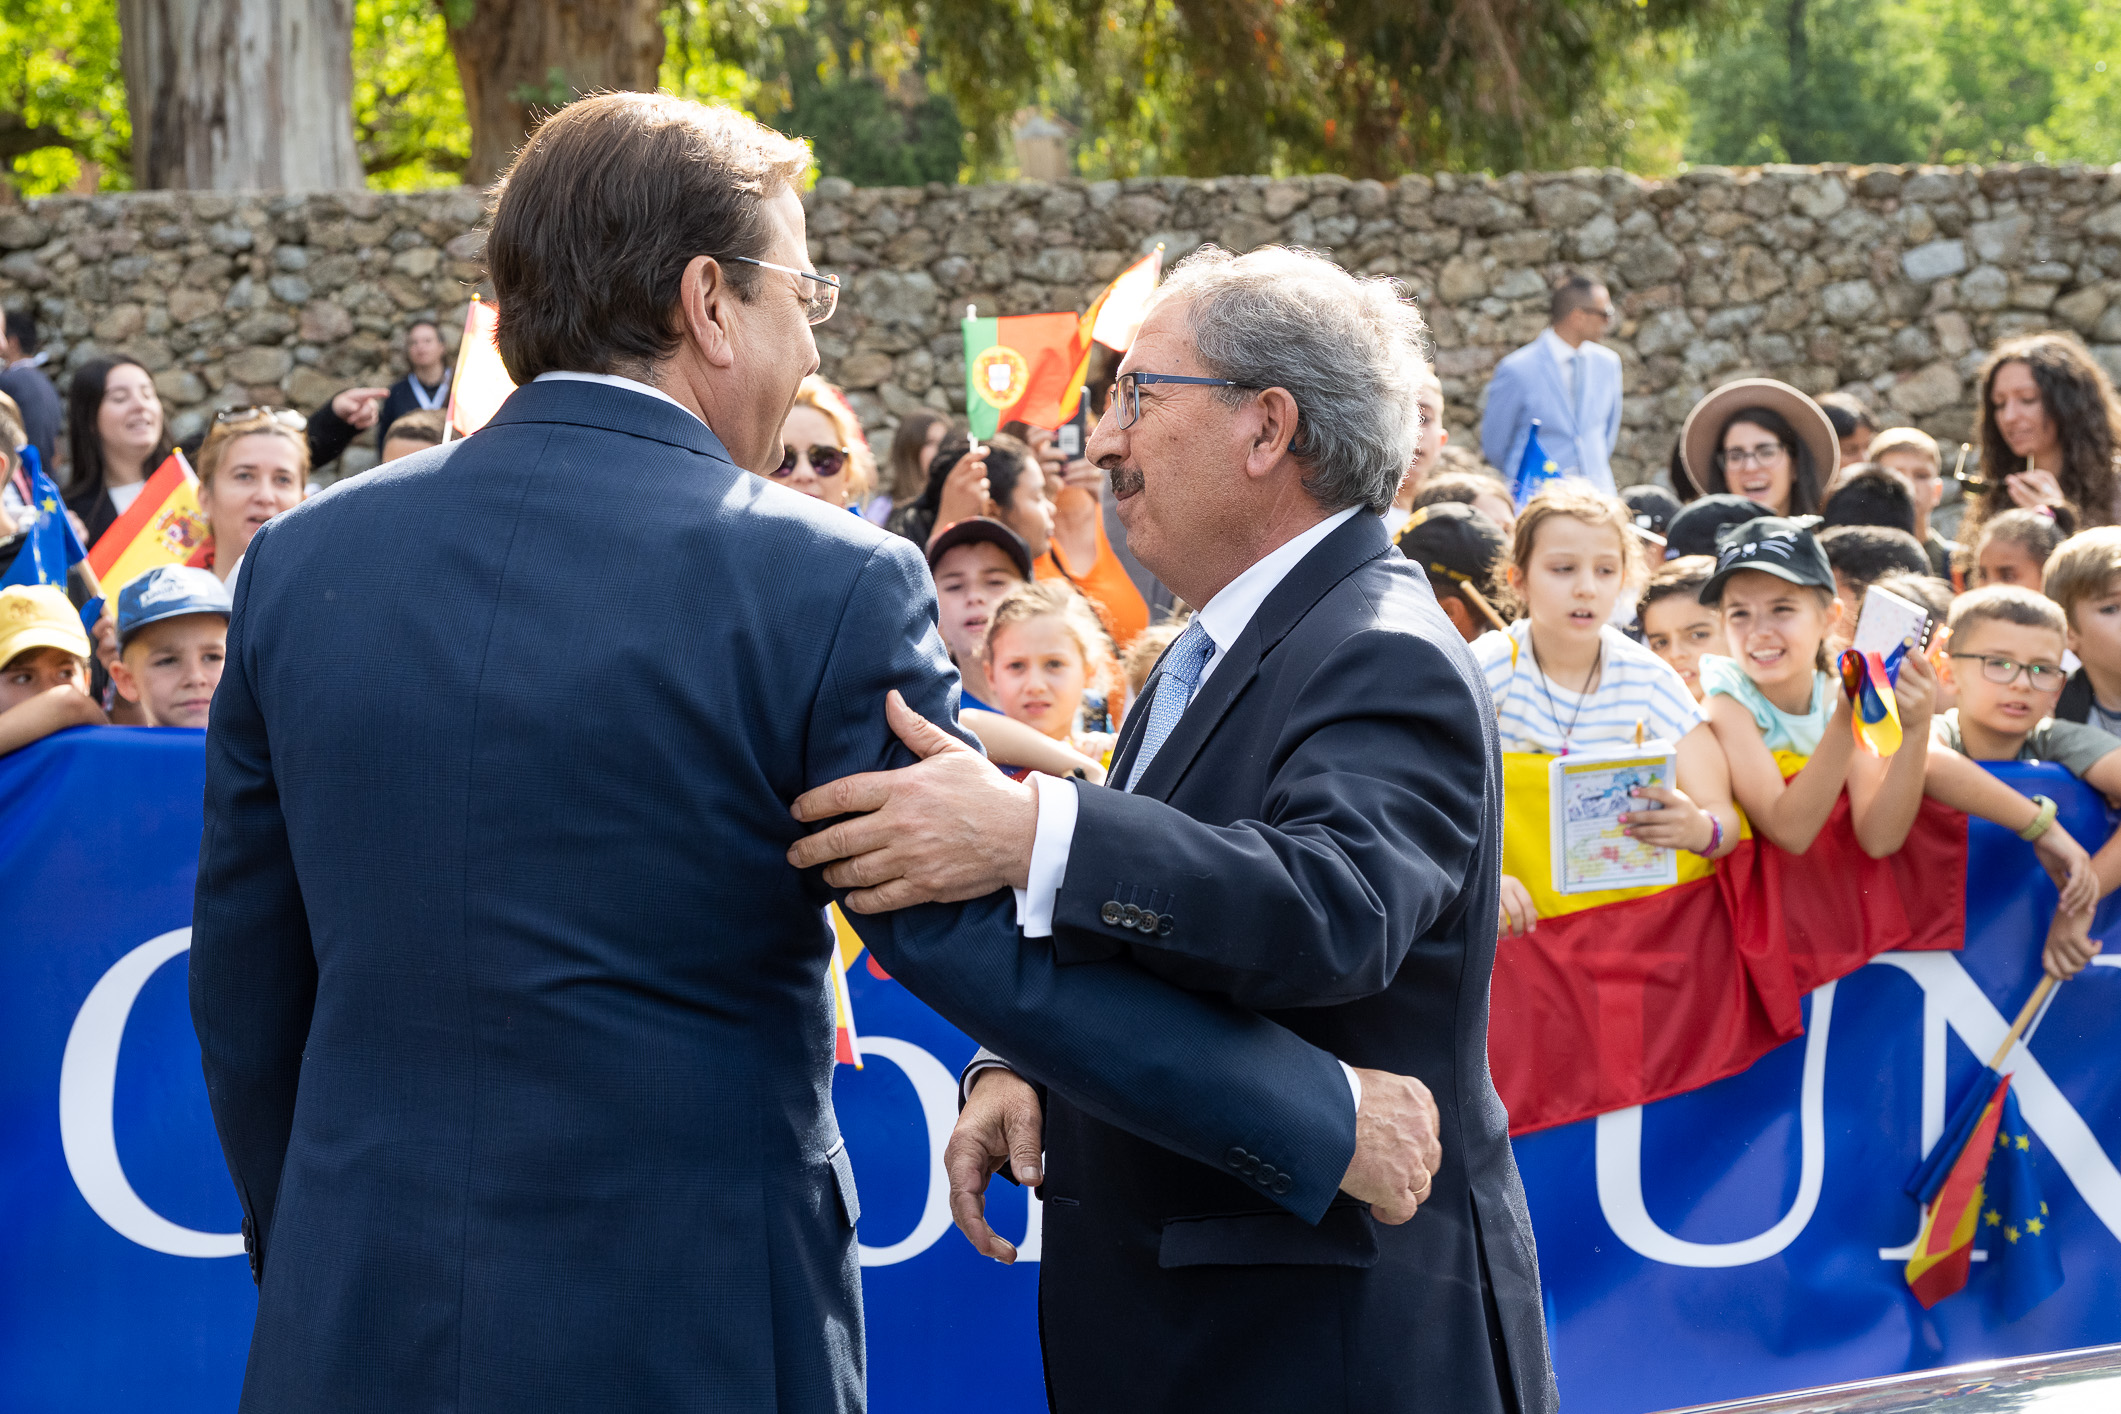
[792,245,1556,1413]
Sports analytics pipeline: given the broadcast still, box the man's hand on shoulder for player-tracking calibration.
[946,1067,1044,1263]
[1340,1067,1442,1224]
[787,690,1038,912]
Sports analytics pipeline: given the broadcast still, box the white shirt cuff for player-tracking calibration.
[1341,1062,1362,1113]
[1011,773,1078,939]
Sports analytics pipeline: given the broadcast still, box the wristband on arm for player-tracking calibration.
[2018,794,2058,842]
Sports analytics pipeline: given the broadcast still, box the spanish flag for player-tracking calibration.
[961,249,1162,438]
[446,295,516,439]
[86,451,209,600]
[828,904,865,1069]
[1905,1071,2011,1307]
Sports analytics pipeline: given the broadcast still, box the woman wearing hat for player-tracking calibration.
[1677,378,1840,518]
[1968,332,2121,531]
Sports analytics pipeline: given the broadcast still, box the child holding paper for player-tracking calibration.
[1472,485,1740,936]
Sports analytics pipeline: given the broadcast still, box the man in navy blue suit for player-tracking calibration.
[793,247,1558,1413]
[189,94,1440,1414]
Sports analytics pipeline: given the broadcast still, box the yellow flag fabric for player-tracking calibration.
[828,904,864,1069]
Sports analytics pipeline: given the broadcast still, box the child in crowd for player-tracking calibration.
[1697,518,1937,857]
[1394,501,1507,643]
[1122,617,1188,701]
[1473,485,1740,936]
[1665,494,1771,560]
[984,580,1120,771]
[1820,462,1918,537]
[1934,586,2120,978]
[2046,528,2121,736]
[927,516,1104,781]
[1409,468,1517,535]
[1866,426,1960,577]
[380,409,446,464]
[0,584,105,757]
[1820,524,1930,627]
[1636,556,1718,699]
[1970,507,2069,592]
[1819,391,1879,468]
[107,566,230,728]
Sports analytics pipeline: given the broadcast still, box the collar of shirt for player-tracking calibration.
[1190,505,1361,689]
[6,353,47,372]
[1539,325,1580,368]
[532,370,703,426]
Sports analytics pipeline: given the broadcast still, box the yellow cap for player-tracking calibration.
[0,584,92,669]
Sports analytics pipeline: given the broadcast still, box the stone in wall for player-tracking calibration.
[8,163,2121,492]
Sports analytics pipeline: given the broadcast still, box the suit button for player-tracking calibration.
[1101,901,1123,925]
[1136,910,1159,934]
[1273,1174,1293,1196]
[1225,1146,1248,1170]
[1158,915,1175,936]
[1120,904,1142,927]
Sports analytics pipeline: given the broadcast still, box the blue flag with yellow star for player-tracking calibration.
[0,450,87,590]
[1985,1087,2064,1319]
[1513,420,1568,508]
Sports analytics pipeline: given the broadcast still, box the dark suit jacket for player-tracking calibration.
[1023,513,1557,1414]
[374,371,447,449]
[190,378,1367,1413]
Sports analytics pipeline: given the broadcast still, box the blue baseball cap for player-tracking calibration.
[116,565,232,650]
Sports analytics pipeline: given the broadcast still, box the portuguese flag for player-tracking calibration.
[962,249,1163,438]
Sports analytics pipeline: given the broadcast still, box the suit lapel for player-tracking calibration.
[1130,514,1394,801]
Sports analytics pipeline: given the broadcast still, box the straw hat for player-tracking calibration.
[1677,378,1841,499]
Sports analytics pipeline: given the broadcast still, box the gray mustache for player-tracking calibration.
[1109,464,1145,498]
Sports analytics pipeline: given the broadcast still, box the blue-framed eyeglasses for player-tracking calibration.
[730,256,841,325]
[1107,371,1257,429]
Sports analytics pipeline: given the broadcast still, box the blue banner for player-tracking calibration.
[3,729,2118,1412]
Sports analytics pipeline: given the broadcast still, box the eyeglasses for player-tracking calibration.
[730,256,840,325]
[777,443,848,478]
[1721,442,1788,469]
[215,406,307,431]
[1949,653,2066,691]
[1105,371,1259,430]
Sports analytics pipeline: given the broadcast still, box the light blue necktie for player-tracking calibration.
[1125,620,1215,792]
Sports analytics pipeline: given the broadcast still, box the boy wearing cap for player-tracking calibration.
[1393,501,1506,643]
[928,518,1032,713]
[108,565,232,728]
[0,583,105,757]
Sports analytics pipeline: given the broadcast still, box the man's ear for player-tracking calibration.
[1243,387,1302,478]
[679,255,738,371]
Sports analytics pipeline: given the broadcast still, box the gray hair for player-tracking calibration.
[1153,245,1430,515]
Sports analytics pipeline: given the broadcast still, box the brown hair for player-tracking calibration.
[1122,617,1189,696]
[982,579,1120,699]
[2041,527,2121,625]
[1506,483,1646,613]
[1947,583,2068,640]
[788,376,875,503]
[1971,508,2070,577]
[383,409,446,448]
[196,411,311,488]
[1866,426,1941,470]
[1638,555,1716,618]
[886,411,949,503]
[486,93,813,383]
[1410,467,1511,514]
[1972,333,2121,534]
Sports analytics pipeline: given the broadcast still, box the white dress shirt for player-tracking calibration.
[993,506,1367,1111]
[1539,326,1580,402]
[533,370,702,424]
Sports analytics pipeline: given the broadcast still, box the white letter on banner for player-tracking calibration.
[854,1036,961,1267]
[1594,981,1836,1267]
[58,928,244,1259]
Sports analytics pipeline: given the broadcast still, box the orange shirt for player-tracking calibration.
[1036,512,1150,649]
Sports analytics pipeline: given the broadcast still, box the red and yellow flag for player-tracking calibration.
[86,451,209,599]
[1906,1072,2012,1307]
[961,248,1163,437]
[828,904,865,1069]
[447,295,516,439]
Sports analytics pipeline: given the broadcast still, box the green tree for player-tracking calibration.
[1,0,131,193]
[355,0,470,188]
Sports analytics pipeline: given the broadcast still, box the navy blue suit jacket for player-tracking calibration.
[189,379,1364,1413]
[1024,513,1558,1414]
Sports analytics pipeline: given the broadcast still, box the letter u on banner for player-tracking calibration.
[57,928,244,1259]
[1594,982,1836,1267]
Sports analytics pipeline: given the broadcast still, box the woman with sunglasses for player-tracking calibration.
[190,408,310,584]
[64,355,173,544]
[763,375,873,510]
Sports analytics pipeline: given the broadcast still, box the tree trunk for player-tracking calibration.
[441,0,668,189]
[119,0,364,189]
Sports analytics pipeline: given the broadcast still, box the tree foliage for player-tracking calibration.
[2,0,131,193]
[354,0,470,187]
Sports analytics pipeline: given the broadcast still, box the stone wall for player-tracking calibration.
[6,164,2121,485]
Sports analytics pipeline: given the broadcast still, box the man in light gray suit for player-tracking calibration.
[1479,276,1622,493]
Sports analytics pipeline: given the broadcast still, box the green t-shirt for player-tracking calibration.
[1932,710,2121,779]
[1699,655,1834,755]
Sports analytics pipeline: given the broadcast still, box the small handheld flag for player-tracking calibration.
[85,451,208,601]
[962,248,1164,439]
[0,450,88,590]
[1512,421,1566,507]
[1985,1087,2065,1318]
[1839,643,1907,757]
[828,904,865,1069]
[446,295,517,439]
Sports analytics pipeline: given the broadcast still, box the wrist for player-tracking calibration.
[1689,812,1723,857]
[2019,794,2058,842]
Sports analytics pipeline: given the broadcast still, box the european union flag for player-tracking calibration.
[1513,419,1567,508]
[1983,1088,2064,1319]
[0,449,87,590]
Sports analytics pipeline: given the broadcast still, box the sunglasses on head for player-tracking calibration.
[777,444,848,478]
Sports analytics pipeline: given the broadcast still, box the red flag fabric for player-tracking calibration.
[1489,765,1967,1135]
